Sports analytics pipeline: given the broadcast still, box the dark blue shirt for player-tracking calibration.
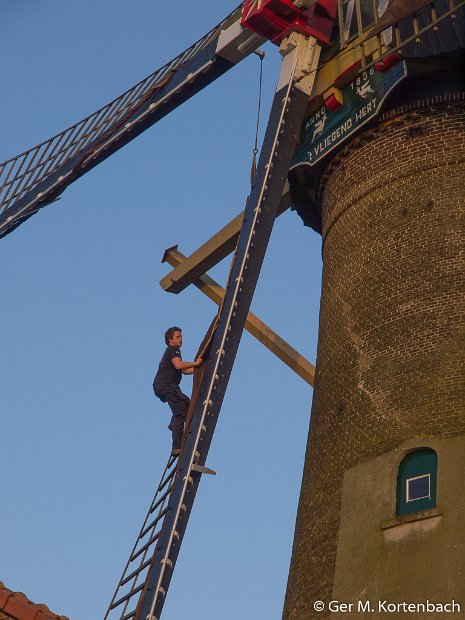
[153,345,182,393]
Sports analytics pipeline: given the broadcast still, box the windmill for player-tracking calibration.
[1,1,464,619]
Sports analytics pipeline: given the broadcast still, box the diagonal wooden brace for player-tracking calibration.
[162,246,315,386]
[159,184,291,294]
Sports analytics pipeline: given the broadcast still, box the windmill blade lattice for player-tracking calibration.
[0,3,249,238]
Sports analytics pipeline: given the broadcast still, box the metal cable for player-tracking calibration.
[250,50,265,187]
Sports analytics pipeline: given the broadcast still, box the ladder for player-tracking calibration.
[104,454,180,620]
[104,32,321,620]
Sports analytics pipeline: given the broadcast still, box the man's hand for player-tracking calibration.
[172,356,203,372]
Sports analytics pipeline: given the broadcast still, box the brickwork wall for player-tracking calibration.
[283,98,465,619]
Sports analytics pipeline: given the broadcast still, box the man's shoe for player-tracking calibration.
[171,448,181,457]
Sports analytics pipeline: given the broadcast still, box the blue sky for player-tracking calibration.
[1,2,322,618]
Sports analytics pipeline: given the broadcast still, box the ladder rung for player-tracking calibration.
[130,531,161,562]
[110,583,144,610]
[120,558,153,587]
[139,507,168,539]
[149,484,173,516]
[121,610,137,620]
[140,515,162,540]
[157,468,176,493]
[139,506,168,539]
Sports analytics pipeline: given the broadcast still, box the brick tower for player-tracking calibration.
[282,43,465,620]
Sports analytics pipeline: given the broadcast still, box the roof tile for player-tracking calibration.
[0,582,69,620]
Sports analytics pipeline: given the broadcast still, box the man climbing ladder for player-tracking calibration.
[153,326,203,456]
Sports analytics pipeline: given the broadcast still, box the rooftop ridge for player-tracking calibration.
[0,581,69,620]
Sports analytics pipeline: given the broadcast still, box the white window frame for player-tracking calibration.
[406,473,431,502]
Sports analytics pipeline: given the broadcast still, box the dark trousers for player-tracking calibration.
[155,386,190,450]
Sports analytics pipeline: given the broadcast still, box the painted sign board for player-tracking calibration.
[290,61,407,169]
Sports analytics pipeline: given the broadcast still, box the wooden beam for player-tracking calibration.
[160,184,291,294]
[163,246,315,386]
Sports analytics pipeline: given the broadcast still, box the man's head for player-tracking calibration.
[165,326,182,347]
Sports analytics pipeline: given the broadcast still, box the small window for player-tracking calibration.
[406,474,430,502]
[397,449,437,516]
